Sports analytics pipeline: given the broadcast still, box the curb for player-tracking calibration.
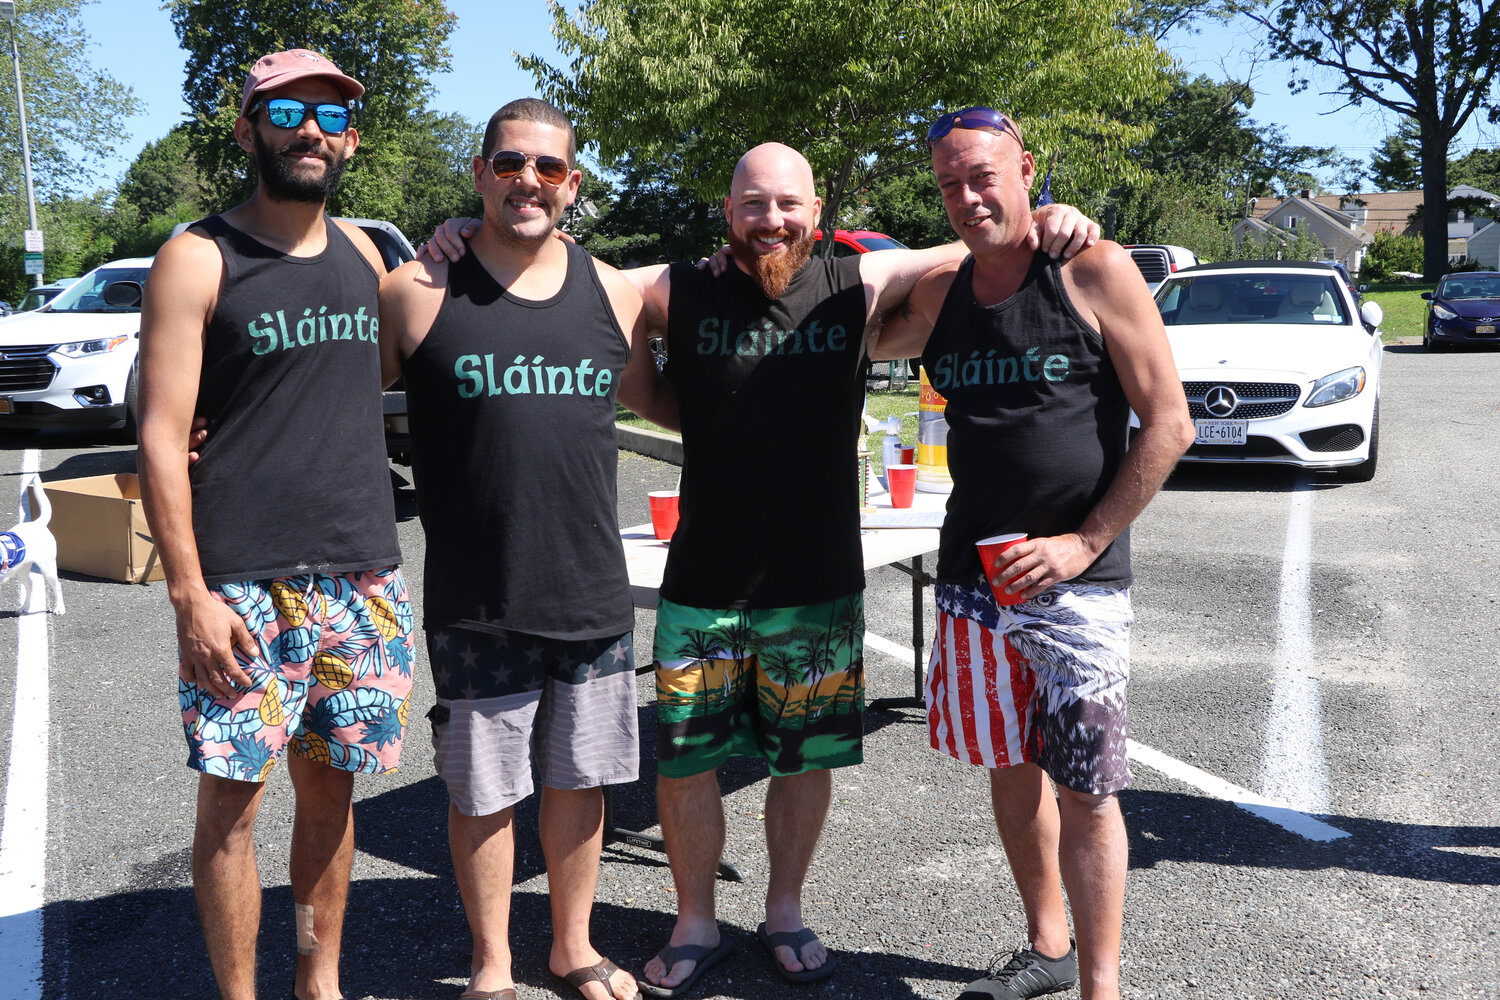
[616,423,682,465]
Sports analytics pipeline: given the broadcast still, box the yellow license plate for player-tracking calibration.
[1477,324,1495,334]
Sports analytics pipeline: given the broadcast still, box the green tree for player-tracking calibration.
[0,194,119,302]
[0,0,138,293]
[116,124,209,220]
[1243,0,1500,279]
[1359,228,1423,279]
[1448,146,1500,193]
[522,0,1173,256]
[858,165,952,249]
[1368,120,1421,190]
[167,0,458,236]
[581,140,726,266]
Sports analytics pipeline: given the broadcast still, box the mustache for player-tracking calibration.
[276,141,333,164]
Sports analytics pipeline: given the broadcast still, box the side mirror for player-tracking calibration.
[101,280,143,308]
[1360,300,1384,330]
[1420,291,1433,301]
[1358,283,1369,292]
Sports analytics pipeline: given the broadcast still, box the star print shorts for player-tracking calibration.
[179,567,416,783]
[424,624,639,816]
[928,579,1133,795]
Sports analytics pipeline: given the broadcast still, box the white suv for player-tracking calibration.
[0,258,152,431]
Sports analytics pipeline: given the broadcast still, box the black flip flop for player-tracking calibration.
[756,922,839,983]
[638,935,736,998]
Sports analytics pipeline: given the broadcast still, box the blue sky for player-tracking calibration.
[74,1,1496,190]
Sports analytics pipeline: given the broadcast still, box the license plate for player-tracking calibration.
[1195,419,1246,445]
[0,398,11,414]
[1477,324,1495,334]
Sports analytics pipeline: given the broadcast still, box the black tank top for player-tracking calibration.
[187,215,399,585]
[404,242,633,639]
[661,256,867,609]
[921,252,1132,588]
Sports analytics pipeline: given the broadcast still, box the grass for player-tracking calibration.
[1361,282,1435,342]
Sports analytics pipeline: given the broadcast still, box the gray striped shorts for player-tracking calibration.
[425,625,639,816]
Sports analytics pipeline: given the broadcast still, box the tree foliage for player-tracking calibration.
[116,124,210,221]
[1368,120,1421,191]
[579,141,726,267]
[167,0,468,238]
[521,0,1173,256]
[0,0,139,299]
[1359,228,1423,279]
[1242,0,1500,279]
[856,165,952,250]
[1448,146,1500,193]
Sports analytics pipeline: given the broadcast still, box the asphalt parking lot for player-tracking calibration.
[0,345,1497,1000]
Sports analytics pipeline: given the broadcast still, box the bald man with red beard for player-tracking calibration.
[428,141,1099,996]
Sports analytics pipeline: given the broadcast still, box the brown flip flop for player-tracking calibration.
[550,958,627,999]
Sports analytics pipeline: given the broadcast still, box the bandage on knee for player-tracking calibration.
[295,903,318,955]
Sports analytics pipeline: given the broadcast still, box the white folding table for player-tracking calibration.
[608,486,948,879]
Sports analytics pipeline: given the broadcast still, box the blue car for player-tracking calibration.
[1423,271,1500,351]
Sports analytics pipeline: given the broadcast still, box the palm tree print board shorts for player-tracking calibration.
[653,594,865,778]
[179,567,416,782]
[928,579,1133,795]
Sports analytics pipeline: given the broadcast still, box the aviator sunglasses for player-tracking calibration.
[251,98,352,134]
[486,150,571,186]
[926,106,1023,149]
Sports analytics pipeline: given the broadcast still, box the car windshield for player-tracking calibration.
[45,267,150,313]
[854,236,907,251]
[1438,276,1500,299]
[1157,274,1350,326]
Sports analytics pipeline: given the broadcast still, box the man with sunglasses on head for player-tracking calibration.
[428,139,1097,997]
[138,50,414,1000]
[871,107,1193,1000]
[379,98,673,1000]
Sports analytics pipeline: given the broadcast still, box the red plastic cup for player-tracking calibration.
[649,490,680,540]
[899,446,915,464]
[886,464,917,508]
[976,532,1028,606]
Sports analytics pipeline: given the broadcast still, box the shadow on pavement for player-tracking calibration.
[1124,787,1500,886]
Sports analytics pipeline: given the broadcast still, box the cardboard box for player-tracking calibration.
[44,473,164,584]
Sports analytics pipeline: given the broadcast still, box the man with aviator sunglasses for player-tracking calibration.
[427,133,1098,997]
[871,106,1192,1000]
[381,98,676,1000]
[139,49,414,1000]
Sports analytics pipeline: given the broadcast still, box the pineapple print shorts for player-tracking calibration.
[653,594,865,779]
[179,567,416,782]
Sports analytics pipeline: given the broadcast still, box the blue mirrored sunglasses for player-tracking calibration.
[251,98,351,134]
[926,106,1022,149]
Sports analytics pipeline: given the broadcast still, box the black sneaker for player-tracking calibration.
[957,943,1078,1000]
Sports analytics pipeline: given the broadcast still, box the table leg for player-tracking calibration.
[868,553,930,712]
[602,780,745,883]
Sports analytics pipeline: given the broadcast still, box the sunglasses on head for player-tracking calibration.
[251,98,352,135]
[486,150,571,186]
[926,106,1023,149]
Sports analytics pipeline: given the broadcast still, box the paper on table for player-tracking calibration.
[860,509,945,529]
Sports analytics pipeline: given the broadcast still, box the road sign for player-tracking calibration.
[23,252,44,275]
[23,229,43,252]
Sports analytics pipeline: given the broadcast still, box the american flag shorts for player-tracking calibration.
[927,579,1134,795]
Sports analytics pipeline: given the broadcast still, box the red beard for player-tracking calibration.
[728,228,816,298]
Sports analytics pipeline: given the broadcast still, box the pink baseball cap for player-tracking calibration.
[240,48,364,117]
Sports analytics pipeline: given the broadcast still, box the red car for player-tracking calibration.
[814,229,909,256]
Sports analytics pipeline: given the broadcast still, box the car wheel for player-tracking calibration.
[123,363,140,440]
[1424,325,1444,352]
[1338,400,1379,483]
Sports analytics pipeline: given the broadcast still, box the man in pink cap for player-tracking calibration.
[139,48,408,1000]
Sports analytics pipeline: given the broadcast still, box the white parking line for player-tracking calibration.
[865,608,1352,843]
[0,450,49,1000]
[1128,740,1349,842]
[1262,483,1334,813]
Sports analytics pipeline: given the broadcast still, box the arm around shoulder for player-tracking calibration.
[868,260,959,362]
[598,259,679,431]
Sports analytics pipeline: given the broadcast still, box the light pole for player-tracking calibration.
[1,0,41,288]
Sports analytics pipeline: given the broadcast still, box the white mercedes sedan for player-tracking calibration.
[1144,260,1386,482]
